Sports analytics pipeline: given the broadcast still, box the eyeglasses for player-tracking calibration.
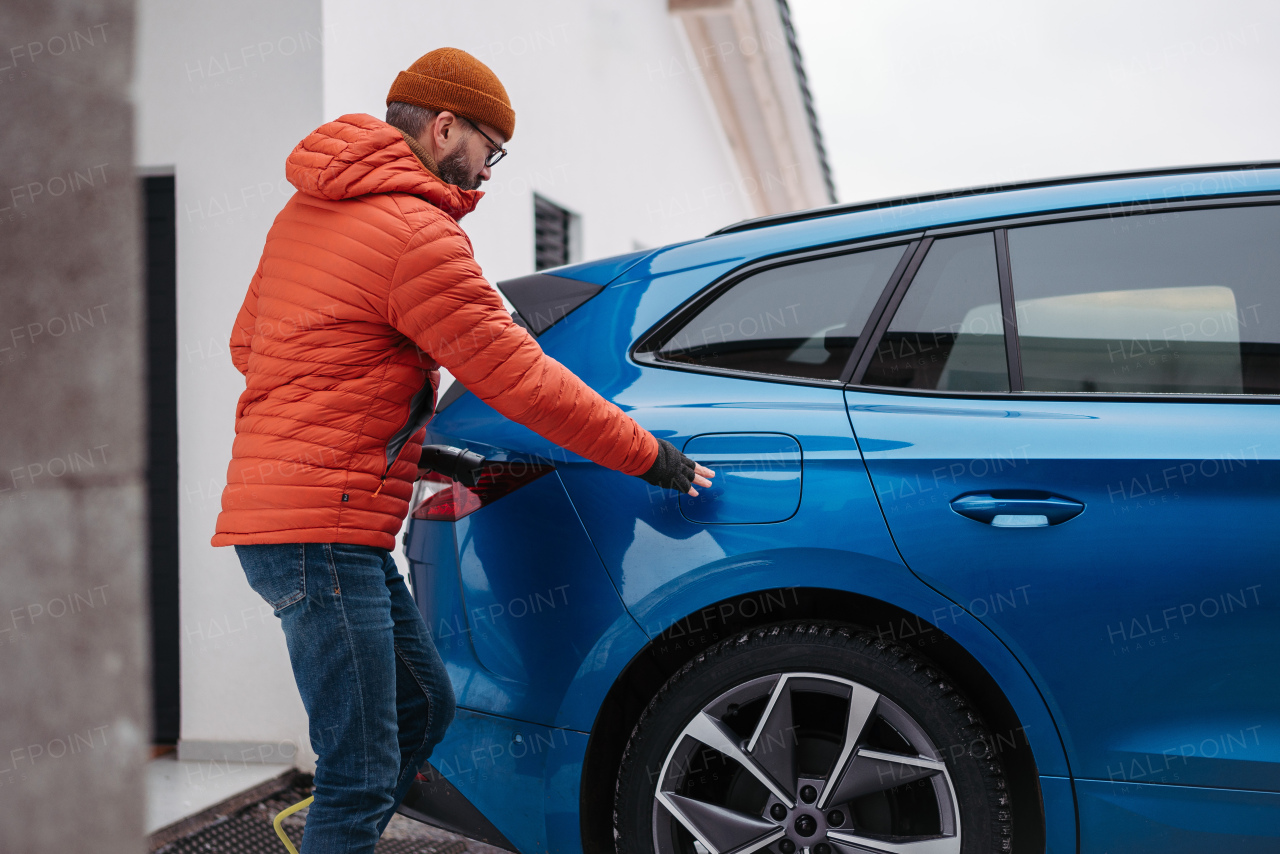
[463,117,507,168]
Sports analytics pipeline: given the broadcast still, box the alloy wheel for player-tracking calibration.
[651,671,961,854]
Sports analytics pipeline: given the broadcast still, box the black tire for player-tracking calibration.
[613,622,1012,854]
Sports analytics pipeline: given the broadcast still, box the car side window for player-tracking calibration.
[862,232,1010,392]
[653,244,908,381]
[1008,205,1280,394]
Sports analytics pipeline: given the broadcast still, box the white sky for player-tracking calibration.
[787,0,1280,204]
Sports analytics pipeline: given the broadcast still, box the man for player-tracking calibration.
[211,48,713,854]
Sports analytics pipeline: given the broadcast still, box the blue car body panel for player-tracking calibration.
[1074,779,1280,853]
[844,392,1280,794]
[1039,776,1077,854]
[406,464,652,733]
[405,165,1280,852]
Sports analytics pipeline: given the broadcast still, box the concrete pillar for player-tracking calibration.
[0,2,147,852]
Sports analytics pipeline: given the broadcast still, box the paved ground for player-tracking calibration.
[150,776,510,854]
[146,752,295,834]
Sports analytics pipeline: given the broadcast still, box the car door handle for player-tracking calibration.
[950,492,1085,528]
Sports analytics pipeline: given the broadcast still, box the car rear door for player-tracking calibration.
[842,204,1280,852]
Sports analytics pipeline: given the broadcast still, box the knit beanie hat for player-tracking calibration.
[387,48,515,141]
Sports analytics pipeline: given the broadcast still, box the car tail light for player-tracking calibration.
[411,461,555,522]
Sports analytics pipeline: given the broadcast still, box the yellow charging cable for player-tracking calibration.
[272,795,314,854]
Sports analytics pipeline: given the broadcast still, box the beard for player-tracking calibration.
[437,146,482,191]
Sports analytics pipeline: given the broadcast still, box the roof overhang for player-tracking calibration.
[670,0,836,217]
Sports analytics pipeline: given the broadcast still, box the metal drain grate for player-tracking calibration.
[156,782,469,854]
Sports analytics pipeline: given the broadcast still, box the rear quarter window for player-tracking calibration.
[651,244,908,382]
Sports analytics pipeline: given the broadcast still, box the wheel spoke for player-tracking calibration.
[686,710,795,807]
[817,684,880,809]
[828,829,961,854]
[824,747,945,805]
[745,674,799,800]
[650,671,965,854]
[657,791,785,854]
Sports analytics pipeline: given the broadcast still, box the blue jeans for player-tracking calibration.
[234,542,456,854]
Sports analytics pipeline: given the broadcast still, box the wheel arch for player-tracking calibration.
[579,586,1050,854]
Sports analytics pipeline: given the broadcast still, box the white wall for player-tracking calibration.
[135,0,760,767]
[134,0,326,769]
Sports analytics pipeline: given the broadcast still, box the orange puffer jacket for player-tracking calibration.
[212,113,659,550]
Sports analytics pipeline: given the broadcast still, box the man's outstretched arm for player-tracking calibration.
[386,222,711,493]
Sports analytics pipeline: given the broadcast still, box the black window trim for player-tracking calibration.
[994,228,1023,392]
[838,240,920,384]
[842,384,1280,405]
[630,231,925,388]
[632,197,1280,403]
[845,238,933,384]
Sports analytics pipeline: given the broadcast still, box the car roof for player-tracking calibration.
[711,161,1280,236]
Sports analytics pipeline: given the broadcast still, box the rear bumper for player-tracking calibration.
[396,706,591,854]
[398,756,519,851]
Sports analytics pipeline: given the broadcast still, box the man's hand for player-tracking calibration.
[638,437,716,496]
[688,462,715,496]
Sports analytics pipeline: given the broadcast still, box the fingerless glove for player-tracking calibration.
[637,437,696,493]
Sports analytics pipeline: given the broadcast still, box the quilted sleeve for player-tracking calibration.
[230,257,264,377]
[386,221,659,477]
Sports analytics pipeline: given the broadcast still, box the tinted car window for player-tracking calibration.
[1009,205,1280,394]
[862,233,1009,391]
[655,245,907,381]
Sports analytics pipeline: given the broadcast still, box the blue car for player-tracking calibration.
[396,163,1280,854]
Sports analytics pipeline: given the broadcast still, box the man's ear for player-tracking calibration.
[435,111,458,143]
[422,111,458,160]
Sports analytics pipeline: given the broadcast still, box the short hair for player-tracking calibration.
[385,101,439,138]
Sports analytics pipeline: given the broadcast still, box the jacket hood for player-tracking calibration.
[285,113,483,219]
